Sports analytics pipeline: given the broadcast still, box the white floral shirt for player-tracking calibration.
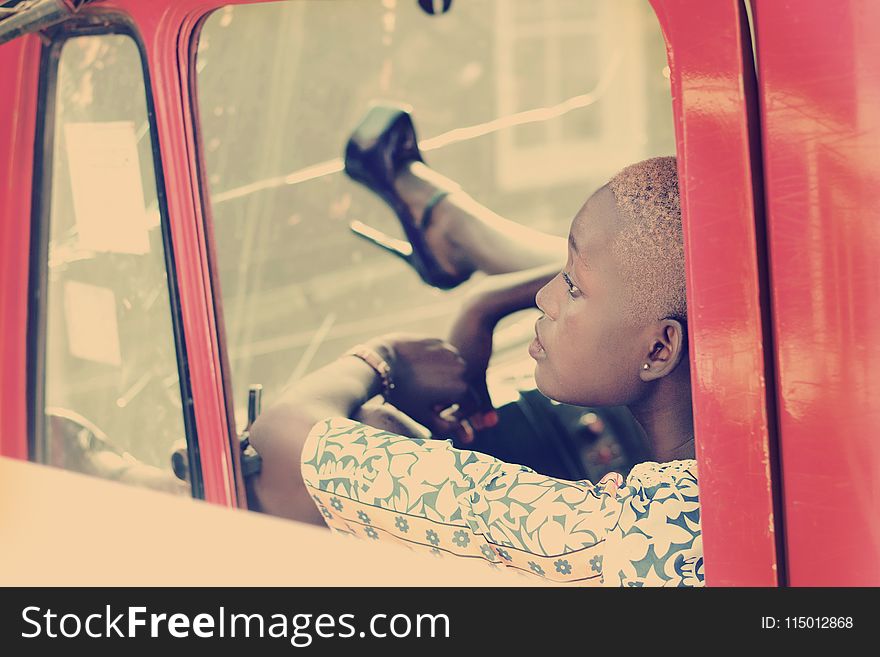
[301,417,703,586]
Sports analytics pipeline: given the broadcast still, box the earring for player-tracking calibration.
[642,363,650,370]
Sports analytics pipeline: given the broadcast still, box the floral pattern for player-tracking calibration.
[301,417,703,586]
[528,561,545,576]
[554,559,572,575]
[452,530,470,548]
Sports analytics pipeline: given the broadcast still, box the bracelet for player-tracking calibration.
[344,344,395,398]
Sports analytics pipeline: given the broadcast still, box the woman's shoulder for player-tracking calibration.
[308,418,699,485]
[626,458,698,489]
[605,459,702,587]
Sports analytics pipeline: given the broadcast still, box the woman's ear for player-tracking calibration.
[639,319,686,381]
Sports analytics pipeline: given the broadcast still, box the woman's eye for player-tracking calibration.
[562,272,579,298]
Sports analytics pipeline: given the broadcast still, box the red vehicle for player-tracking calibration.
[1,0,877,586]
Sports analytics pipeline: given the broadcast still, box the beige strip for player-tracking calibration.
[0,457,541,587]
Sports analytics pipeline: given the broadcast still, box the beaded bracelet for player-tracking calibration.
[345,344,395,398]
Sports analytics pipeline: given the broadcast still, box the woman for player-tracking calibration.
[249,106,701,586]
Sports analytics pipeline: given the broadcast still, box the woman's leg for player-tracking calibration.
[395,162,566,279]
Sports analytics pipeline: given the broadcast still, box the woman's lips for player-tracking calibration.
[529,321,546,359]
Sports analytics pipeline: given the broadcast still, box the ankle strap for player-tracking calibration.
[421,189,450,230]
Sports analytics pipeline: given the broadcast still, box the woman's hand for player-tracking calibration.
[364,334,471,437]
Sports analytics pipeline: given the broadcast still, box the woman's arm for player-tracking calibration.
[250,355,382,524]
[449,263,559,427]
[464,263,560,325]
[250,264,560,523]
[249,335,471,525]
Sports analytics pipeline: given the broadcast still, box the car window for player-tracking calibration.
[196,0,675,430]
[36,33,190,496]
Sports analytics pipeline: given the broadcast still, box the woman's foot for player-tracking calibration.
[393,162,476,283]
[344,104,473,289]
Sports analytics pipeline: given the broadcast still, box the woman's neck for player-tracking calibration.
[629,372,695,462]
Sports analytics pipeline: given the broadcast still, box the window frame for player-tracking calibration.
[650,0,783,585]
[27,15,205,498]
[754,0,880,586]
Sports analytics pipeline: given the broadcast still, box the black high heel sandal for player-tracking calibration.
[344,103,466,290]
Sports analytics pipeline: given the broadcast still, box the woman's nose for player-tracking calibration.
[535,279,555,319]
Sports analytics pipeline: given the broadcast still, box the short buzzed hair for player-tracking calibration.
[607,156,686,324]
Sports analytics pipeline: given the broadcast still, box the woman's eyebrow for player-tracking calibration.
[568,233,591,270]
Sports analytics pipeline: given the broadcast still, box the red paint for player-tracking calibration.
[651,0,780,586]
[0,35,41,462]
[754,0,880,586]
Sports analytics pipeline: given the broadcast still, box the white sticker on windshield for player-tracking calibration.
[63,281,123,366]
[64,121,151,255]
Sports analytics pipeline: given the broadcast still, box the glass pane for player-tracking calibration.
[560,36,601,140]
[41,34,188,496]
[512,36,549,147]
[197,0,675,430]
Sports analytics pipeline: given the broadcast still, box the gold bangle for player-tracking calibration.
[345,345,395,398]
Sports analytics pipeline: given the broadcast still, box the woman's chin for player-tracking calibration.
[534,369,587,407]
[533,365,557,400]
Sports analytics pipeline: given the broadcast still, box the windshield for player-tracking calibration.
[196,0,675,429]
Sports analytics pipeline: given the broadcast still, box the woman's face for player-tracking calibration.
[531,187,651,407]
